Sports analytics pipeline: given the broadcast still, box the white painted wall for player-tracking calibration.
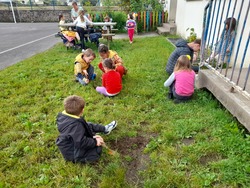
[175,0,208,39]
[175,0,249,67]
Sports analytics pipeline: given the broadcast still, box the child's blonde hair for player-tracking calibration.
[64,95,85,116]
[83,48,96,58]
[78,10,85,22]
[104,16,110,22]
[174,55,192,72]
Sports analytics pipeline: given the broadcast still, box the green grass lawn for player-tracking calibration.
[1,36,250,188]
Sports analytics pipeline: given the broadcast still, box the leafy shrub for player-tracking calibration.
[136,20,144,33]
[110,12,127,32]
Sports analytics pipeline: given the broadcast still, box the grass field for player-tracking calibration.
[0,36,250,187]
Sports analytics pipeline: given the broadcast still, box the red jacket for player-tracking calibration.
[102,70,122,94]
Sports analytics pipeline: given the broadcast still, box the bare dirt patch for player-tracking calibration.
[182,137,195,145]
[199,153,222,165]
[109,136,151,186]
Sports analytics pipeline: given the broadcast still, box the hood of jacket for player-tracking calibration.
[175,39,188,48]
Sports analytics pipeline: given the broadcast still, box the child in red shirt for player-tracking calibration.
[98,44,127,78]
[96,58,122,97]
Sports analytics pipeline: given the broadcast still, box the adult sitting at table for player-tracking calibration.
[73,10,93,50]
[71,1,83,21]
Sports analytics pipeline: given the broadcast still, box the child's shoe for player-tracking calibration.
[79,78,87,86]
[91,73,96,80]
[104,121,117,135]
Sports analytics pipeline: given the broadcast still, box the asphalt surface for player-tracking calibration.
[0,23,60,70]
[0,23,159,70]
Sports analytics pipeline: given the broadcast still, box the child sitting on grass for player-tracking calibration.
[164,55,195,104]
[74,48,96,86]
[96,58,122,97]
[56,95,117,163]
[98,44,127,78]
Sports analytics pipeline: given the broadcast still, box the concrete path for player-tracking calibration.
[113,32,159,40]
[0,22,159,70]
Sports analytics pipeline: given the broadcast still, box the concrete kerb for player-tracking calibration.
[197,69,250,131]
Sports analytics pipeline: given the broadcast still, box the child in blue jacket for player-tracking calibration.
[56,95,117,163]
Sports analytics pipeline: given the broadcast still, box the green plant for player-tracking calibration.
[186,27,197,42]
[110,12,127,32]
[136,20,144,33]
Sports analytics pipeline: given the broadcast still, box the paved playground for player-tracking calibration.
[0,23,159,70]
[0,23,60,70]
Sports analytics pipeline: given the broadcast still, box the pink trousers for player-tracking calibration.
[128,29,135,42]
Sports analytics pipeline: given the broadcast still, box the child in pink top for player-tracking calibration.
[96,58,122,97]
[126,13,136,44]
[164,55,195,103]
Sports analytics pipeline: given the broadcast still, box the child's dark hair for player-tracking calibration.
[103,58,115,69]
[98,44,109,53]
[129,13,133,20]
[193,39,201,46]
[59,14,63,22]
[64,95,85,116]
[225,17,237,31]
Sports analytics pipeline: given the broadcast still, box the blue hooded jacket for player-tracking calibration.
[166,39,194,74]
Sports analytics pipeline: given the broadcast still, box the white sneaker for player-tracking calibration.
[104,121,117,135]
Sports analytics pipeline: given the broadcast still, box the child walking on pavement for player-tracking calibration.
[74,48,96,86]
[96,58,122,97]
[126,13,136,44]
[164,55,195,104]
[56,95,117,163]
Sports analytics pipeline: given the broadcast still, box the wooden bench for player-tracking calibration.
[102,33,116,48]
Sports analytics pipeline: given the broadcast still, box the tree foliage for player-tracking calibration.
[120,0,163,12]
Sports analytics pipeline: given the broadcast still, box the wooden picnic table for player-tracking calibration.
[58,22,117,48]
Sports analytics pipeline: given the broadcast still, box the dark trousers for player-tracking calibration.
[75,146,103,163]
[76,27,88,50]
[76,122,105,163]
[170,82,192,101]
[75,64,95,82]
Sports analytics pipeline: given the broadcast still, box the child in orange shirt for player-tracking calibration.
[98,44,127,78]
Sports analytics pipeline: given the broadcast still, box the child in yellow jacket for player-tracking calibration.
[74,49,96,85]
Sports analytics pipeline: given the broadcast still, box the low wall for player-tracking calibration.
[0,6,122,23]
[0,10,72,22]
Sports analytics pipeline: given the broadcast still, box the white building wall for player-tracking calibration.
[175,0,208,39]
[175,0,249,67]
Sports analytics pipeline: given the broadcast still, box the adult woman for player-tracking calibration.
[71,1,83,21]
[73,10,93,50]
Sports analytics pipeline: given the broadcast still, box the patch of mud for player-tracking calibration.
[181,138,195,146]
[110,136,151,186]
[199,153,222,165]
